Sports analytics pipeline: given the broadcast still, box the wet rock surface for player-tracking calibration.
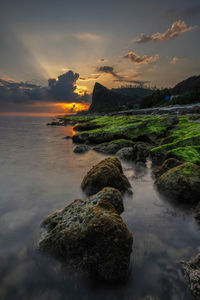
[155,162,200,203]
[181,253,200,299]
[39,188,133,282]
[116,143,149,162]
[116,147,135,161]
[73,145,90,153]
[153,158,183,178]
[93,139,134,154]
[81,157,132,196]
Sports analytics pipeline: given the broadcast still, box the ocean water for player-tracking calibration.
[0,116,200,300]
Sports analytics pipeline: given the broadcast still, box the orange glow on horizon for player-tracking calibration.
[55,102,90,114]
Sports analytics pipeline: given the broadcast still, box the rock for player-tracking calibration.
[153,158,183,178]
[116,147,135,160]
[89,187,124,214]
[81,157,131,196]
[72,132,117,144]
[132,143,149,162]
[116,143,149,162]
[93,139,134,154]
[39,189,133,282]
[155,162,200,203]
[181,253,200,299]
[73,122,100,131]
[73,145,90,154]
[89,82,138,113]
[195,202,200,221]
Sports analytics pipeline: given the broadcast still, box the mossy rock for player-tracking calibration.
[39,188,133,282]
[73,122,101,132]
[116,143,149,162]
[181,253,200,299]
[155,163,200,203]
[93,139,134,154]
[81,157,131,196]
[73,145,90,154]
[153,158,183,178]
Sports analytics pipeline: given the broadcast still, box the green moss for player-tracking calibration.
[73,115,175,139]
[151,117,200,163]
[170,146,200,163]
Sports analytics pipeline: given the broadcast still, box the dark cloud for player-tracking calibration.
[134,20,196,43]
[97,65,123,80]
[47,71,79,101]
[124,52,159,64]
[79,75,100,81]
[97,65,149,85]
[0,71,91,111]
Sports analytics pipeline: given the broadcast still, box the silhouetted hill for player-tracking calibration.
[89,83,152,113]
[111,87,152,98]
[172,75,200,95]
[140,75,200,109]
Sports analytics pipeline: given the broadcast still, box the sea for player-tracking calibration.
[0,115,200,300]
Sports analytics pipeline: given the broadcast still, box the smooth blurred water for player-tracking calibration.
[0,116,200,300]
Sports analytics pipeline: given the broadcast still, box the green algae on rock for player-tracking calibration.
[81,157,132,196]
[181,253,200,299]
[155,162,200,203]
[39,188,133,282]
[151,116,200,164]
[72,115,178,145]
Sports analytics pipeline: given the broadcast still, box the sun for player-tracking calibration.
[55,102,90,114]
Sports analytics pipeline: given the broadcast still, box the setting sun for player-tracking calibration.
[55,102,90,114]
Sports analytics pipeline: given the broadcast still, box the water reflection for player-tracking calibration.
[0,116,199,300]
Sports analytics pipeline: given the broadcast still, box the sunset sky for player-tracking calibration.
[0,0,200,115]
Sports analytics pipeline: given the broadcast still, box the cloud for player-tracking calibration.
[48,71,80,101]
[72,33,101,41]
[124,52,159,64]
[97,65,147,84]
[134,20,196,43]
[0,71,91,112]
[79,75,100,81]
[97,66,120,78]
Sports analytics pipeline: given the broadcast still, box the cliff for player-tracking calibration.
[89,83,142,113]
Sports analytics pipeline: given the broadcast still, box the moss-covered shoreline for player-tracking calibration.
[55,114,200,164]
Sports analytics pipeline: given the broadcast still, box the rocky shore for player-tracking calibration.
[44,112,200,297]
[39,158,133,282]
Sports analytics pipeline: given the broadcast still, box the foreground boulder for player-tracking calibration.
[181,253,200,299]
[153,158,183,178]
[39,188,133,282]
[155,162,200,203]
[81,157,132,196]
[73,145,90,153]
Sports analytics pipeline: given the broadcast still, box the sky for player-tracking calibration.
[0,0,200,115]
